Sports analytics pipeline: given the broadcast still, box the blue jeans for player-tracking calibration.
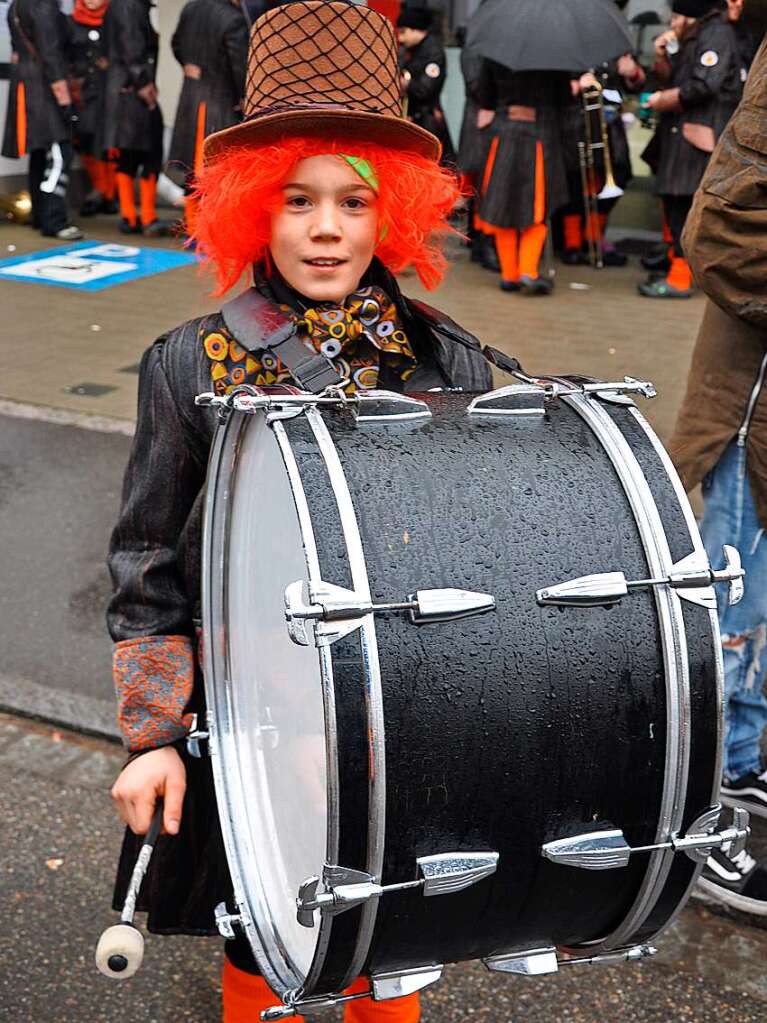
[700,441,767,782]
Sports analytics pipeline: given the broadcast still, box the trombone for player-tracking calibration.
[577,78,624,268]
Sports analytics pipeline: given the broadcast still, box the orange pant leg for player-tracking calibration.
[221,961,306,1023]
[493,227,519,282]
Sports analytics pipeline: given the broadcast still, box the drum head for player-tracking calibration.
[223,414,327,980]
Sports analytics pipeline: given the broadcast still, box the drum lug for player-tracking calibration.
[186,714,210,759]
[285,579,496,648]
[467,384,549,417]
[536,546,744,610]
[541,805,750,870]
[296,853,499,927]
[371,964,444,999]
[484,947,559,975]
[417,851,499,894]
[214,902,246,939]
[353,390,432,423]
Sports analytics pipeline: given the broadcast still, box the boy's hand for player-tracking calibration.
[111,746,186,836]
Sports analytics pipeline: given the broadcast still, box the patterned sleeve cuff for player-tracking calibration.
[113,635,195,753]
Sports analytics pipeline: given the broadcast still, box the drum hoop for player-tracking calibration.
[272,417,341,993]
[201,410,338,994]
[623,405,725,940]
[560,391,692,953]
[201,412,286,993]
[302,406,387,993]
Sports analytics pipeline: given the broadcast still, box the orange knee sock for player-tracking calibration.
[139,174,157,227]
[343,979,420,1023]
[563,213,582,251]
[493,227,519,281]
[667,256,692,291]
[519,223,547,279]
[81,154,101,192]
[117,172,137,225]
[221,961,305,1023]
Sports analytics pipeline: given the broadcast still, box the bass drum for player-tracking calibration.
[200,381,725,1015]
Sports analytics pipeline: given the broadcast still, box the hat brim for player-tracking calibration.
[203,108,441,163]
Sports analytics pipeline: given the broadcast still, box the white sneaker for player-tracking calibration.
[55,225,84,241]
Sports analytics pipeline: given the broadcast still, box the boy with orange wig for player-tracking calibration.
[106,4,490,1022]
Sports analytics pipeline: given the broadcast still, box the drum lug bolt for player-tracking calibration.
[558,944,658,968]
[296,853,499,927]
[537,545,744,610]
[541,804,750,870]
[285,579,496,648]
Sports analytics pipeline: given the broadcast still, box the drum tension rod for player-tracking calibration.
[285,579,496,647]
[536,545,744,610]
[295,852,499,928]
[541,805,750,871]
[261,966,445,1021]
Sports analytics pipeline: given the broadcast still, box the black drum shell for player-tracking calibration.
[281,392,718,986]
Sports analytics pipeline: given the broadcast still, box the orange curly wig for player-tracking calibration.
[190,137,461,295]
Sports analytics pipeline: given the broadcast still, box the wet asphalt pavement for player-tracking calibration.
[2,713,767,1023]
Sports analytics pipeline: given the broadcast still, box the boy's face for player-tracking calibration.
[398,27,427,48]
[270,154,379,304]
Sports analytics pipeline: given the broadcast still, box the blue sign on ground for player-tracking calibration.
[0,241,196,291]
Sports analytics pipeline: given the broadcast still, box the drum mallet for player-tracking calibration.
[95,804,163,979]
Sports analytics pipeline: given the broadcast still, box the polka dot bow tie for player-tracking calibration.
[292,285,416,370]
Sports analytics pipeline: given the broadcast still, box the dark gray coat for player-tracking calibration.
[167,0,248,173]
[68,15,108,152]
[101,0,162,155]
[645,11,743,197]
[457,38,488,177]
[400,32,456,164]
[1,0,71,156]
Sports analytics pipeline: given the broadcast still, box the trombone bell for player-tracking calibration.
[597,182,624,201]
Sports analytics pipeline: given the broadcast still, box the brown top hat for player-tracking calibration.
[204,0,440,161]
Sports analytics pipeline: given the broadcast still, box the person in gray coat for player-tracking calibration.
[1,0,83,239]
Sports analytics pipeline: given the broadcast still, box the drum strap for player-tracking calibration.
[220,287,342,393]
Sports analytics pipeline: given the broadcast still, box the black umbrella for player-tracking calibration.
[466,0,635,72]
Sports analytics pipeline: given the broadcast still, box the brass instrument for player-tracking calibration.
[578,79,624,268]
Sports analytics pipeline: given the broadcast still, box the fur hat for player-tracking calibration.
[204,1,440,161]
[397,6,434,30]
[671,0,724,17]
